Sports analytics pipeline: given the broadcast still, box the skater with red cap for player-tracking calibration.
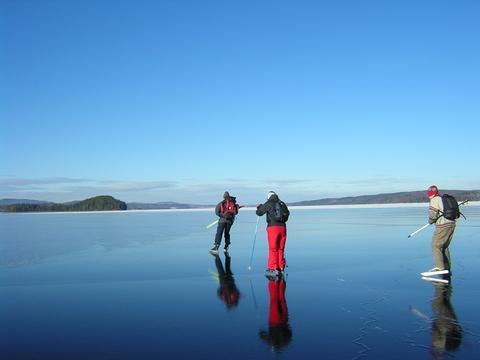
[426,185,457,276]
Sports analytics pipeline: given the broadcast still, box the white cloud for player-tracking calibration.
[0,177,90,186]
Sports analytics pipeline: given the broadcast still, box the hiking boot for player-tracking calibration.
[264,269,279,278]
[209,245,219,255]
[223,245,229,253]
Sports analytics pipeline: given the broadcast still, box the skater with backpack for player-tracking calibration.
[425,185,461,275]
[256,191,290,278]
[210,192,240,254]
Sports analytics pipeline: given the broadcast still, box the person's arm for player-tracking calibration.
[215,202,222,218]
[428,199,440,224]
[256,202,268,216]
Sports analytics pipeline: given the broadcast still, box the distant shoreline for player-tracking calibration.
[3,189,478,213]
[1,201,478,215]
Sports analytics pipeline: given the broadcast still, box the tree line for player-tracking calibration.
[2,196,127,213]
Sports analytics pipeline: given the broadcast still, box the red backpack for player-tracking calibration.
[220,199,237,219]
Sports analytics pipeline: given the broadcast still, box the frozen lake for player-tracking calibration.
[1,205,480,359]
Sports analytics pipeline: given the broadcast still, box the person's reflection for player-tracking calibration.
[213,254,240,309]
[430,282,462,359]
[259,277,292,353]
[442,246,452,274]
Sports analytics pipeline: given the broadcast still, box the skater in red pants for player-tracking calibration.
[256,191,290,278]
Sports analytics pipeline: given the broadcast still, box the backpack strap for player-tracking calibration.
[220,200,227,217]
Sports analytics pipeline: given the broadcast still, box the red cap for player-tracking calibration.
[427,185,439,198]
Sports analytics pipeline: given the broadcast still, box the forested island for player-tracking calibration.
[2,196,127,213]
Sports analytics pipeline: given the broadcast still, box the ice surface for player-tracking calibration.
[1,205,479,359]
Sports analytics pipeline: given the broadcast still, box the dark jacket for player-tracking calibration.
[215,196,239,224]
[256,194,289,227]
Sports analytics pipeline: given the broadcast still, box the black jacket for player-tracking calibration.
[215,196,239,223]
[256,194,289,227]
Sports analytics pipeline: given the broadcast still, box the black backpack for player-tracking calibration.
[274,201,289,223]
[441,194,460,221]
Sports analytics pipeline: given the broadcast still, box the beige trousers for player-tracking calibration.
[431,225,456,270]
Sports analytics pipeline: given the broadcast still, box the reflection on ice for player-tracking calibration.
[211,254,241,309]
[259,277,292,353]
[407,279,463,359]
[430,283,462,358]
[1,206,480,359]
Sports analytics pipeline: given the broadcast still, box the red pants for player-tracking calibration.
[267,226,287,270]
[268,279,288,326]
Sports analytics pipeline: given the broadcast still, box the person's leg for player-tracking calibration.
[277,279,288,324]
[267,226,280,270]
[443,248,451,272]
[214,221,226,246]
[277,227,287,270]
[268,279,281,326]
[431,226,452,269]
[442,226,455,271]
[225,252,232,276]
[224,222,232,247]
[215,255,226,277]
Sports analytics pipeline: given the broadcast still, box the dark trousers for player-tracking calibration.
[215,221,232,246]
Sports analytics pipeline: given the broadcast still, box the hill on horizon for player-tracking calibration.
[2,196,127,213]
[2,190,479,212]
[289,190,480,206]
[0,199,52,206]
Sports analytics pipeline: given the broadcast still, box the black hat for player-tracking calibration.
[267,191,276,200]
[223,191,230,199]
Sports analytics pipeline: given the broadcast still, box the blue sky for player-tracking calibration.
[1,0,479,204]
